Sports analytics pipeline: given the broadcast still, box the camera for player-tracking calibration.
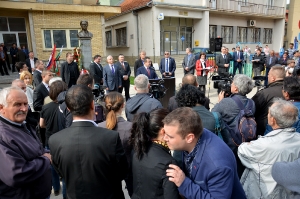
[149,79,167,99]
[212,74,233,98]
[92,83,106,100]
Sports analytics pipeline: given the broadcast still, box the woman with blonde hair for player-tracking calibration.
[20,70,34,111]
[98,91,133,196]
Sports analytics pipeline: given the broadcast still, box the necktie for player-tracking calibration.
[223,54,226,59]
[147,68,150,76]
[237,52,239,59]
[165,59,169,72]
[111,65,115,75]
[121,62,125,69]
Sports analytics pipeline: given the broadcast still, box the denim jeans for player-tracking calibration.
[45,146,66,198]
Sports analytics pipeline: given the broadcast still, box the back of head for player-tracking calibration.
[104,92,124,130]
[182,74,197,86]
[65,85,93,117]
[49,81,67,101]
[76,74,93,87]
[233,74,254,95]
[283,76,300,101]
[163,107,203,139]
[11,79,25,89]
[130,108,169,160]
[176,84,205,107]
[269,99,298,128]
[49,77,62,86]
[16,62,26,71]
[134,74,149,92]
[270,65,285,80]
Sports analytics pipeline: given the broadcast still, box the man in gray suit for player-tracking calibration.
[216,46,230,76]
[103,55,122,93]
[264,50,278,86]
[182,48,196,75]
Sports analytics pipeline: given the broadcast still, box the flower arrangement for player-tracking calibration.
[73,47,83,71]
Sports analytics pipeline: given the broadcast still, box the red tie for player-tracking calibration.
[147,68,150,76]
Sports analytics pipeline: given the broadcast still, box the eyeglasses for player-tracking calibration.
[165,53,169,55]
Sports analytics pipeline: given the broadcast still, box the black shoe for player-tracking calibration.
[54,190,60,196]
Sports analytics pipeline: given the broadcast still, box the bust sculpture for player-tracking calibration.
[77,20,93,38]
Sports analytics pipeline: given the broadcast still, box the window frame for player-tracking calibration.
[221,26,233,44]
[263,28,273,44]
[248,27,261,43]
[237,27,248,43]
[115,27,127,47]
[42,29,79,50]
[105,30,112,47]
[209,25,217,39]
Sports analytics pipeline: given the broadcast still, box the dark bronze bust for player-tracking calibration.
[77,20,93,38]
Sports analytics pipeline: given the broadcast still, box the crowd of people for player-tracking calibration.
[0,45,300,199]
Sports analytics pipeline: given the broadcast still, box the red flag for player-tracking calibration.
[46,44,56,70]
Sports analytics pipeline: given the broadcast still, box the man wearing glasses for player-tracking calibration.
[159,51,176,77]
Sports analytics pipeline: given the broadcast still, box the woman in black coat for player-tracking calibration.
[130,109,180,199]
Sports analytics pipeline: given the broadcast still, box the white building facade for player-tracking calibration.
[105,0,286,64]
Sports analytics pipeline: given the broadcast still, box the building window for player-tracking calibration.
[241,0,248,6]
[116,27,126,46]
[237,27,247,42]
[221,26,233,44]
[268,0,274,8]
[43,29,78,49]
[264,28,272,44]
[248,28,260,43]
[209,25,217,39]
[106,31,112,47]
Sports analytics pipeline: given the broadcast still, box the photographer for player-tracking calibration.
[211,74,255,178]
[125,74,162,122]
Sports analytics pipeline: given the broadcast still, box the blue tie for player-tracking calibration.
[165,59,169,72]
[111,65,115,75]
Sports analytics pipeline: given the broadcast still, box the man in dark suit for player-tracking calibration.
[216,46,230,76]
[61,52,80,88]
[182,48,196,75]
[264,50,278,86]
[89,54,103,85]
[25,51,38,73]
[136,57,158,79]
[159,51,176,77]
[134,50,146,77]
[115,54,131,101]
[33,70,53,112]
[164,107,246,199]
[49,85,128,199]
[0,43,11,70]
[103,55,122,93]
[33,60,44,87]
[0,46,9,76]
[233,46,244,76]
[10,43,18,72]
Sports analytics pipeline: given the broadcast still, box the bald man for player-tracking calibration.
[103,55,122,93]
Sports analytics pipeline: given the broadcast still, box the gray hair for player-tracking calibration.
[107,55,113,60]
[11,79,25,87]
[233,74,254,95]
[134,74,149,91]
[0,87,23,107]
[49,77,62,86]
[269,98,298,128]
[35,60,42,68]
[186,48,192,53]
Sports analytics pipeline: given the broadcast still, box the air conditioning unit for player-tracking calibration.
[248,20,256,27]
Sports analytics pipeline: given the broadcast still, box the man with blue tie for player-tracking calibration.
[159,51,176,77]
[103,55,122,93]
[136,57,158,79]
[233,46,244,76]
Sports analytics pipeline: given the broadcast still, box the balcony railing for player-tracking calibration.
[206,0,285,17]
[0,0,120,6]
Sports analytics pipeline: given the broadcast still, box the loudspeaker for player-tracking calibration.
[209,38,223,52]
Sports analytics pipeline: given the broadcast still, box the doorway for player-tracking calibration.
[163,31,177,55]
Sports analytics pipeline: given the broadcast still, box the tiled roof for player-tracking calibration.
[119,0,151,13]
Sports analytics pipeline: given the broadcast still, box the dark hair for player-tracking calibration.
[65,85,93,116]
[66,52,72,58]
[104,92,124,130]
[256,49,261,52]
[283,76,300,100]
[49,81,68,101]
[144,56,151,62]
[129,108,169,160]
[93,54,101,60]
[199,52,206,59]
[76,74,93,87]
[163,107,203,139]
[290,43,294,46]
[176,84,206,107]
[16,62,26,71]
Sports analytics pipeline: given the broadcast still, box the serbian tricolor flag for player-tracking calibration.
[46,44,56,70]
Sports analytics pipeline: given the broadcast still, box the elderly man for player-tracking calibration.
[264,50,278,86]
[49,85,127,199]
[212,74,255,177]
[182,47,196,75]
[252,65,285,136]
[125,74,162,121]
[238,99,300,199]
[159,51,176,77]
[0,87,51,199]
[134,50,146,77]
[164,107,246,199]
[103,55,122,93]
[25,51,38,73]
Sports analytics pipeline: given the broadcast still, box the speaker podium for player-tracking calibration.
[149,77,176,108]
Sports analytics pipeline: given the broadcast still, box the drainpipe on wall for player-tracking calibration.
[132,10,139,57]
